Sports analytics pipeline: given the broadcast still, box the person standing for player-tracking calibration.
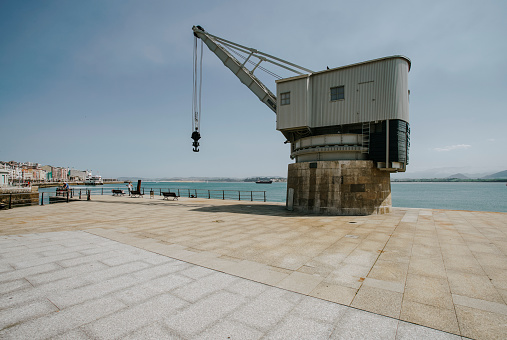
[127,182,133,196]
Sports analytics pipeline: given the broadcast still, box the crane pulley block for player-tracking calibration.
[191,130,201,152]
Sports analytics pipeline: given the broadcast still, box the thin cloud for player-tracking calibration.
[434,144,471,152]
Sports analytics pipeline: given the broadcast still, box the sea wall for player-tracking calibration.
[0,186,39,208]
[287,160,391,215]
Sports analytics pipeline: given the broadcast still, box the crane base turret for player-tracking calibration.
[286,160,391,215]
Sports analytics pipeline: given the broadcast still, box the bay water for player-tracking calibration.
[391,182,507,213]
[40,181,507,213]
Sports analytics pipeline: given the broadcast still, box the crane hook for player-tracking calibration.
[191,130,201,152]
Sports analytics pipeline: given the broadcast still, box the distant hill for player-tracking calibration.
[482,170,507,179]
[447,173,469,179]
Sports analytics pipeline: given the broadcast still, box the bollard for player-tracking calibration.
[66,191,69,203]
[9,194,12,209]
[87,190,91,201]
[79,189,82,199]
[41,192,44,206]
[102,188,103,195]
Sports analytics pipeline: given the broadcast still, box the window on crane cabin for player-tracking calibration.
[280,92,290,105]
[330,86,345,101]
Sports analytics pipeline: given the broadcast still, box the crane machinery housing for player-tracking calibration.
[192,25,411,215]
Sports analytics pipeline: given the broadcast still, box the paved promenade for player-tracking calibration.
[1,195,506,339]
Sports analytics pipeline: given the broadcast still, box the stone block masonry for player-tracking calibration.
[287,160,391,215]
[0,188,39,209]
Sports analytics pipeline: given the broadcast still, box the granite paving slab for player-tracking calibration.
[2,195,507,338]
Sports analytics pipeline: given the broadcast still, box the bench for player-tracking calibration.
[130,190,143,198]
[162,192,179,200]
[130,180,143,198]
[49,196,68,203]
[112,189,125,196]
[56,188,70,197]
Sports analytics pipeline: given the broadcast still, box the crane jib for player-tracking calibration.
[191,25,311,152]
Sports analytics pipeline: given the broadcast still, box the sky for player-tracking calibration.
[1,0,506,179]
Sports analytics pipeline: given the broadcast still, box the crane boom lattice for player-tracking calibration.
[192,25,313,115]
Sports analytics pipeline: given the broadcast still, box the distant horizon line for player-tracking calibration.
[117,176,287,181]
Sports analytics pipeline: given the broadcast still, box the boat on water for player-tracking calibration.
[85,174,103,185]
[256,180,273,184]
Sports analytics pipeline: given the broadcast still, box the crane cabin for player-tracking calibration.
[192,26,411,215]
[276,56,410,171]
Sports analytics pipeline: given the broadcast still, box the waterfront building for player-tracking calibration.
[0,168,8,187]
[69,169,86,181]
[10,165,22,182]
[51,167,68,182]
[21,168,33,182]
[1,160,92,184]
[33,168,46,182]
[41,165,52,181]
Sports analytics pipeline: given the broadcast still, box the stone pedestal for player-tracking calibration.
[286,160,391,215]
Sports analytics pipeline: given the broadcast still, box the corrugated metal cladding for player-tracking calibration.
[276,77,308,130]
[276,56,410,131]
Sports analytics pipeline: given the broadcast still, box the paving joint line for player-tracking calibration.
[349,215,401,306]
[437,210,464,337]
[394,209,418,340]
[82,228,464,338]
[457,210,507,307]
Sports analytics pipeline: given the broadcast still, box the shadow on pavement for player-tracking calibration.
[190,203,304,217]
